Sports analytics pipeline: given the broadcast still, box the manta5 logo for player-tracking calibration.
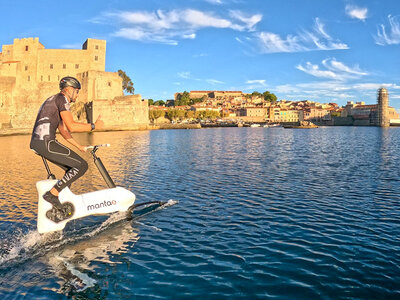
[87,200,117,211]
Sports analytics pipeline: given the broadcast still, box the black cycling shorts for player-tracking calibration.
[30,139,88,192]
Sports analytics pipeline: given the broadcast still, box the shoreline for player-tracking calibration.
[0,123,202,137]
[1,123,398,137]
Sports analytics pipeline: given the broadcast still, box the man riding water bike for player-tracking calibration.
[30,76,104,211]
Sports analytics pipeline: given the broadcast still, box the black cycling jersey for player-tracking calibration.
[30,93,88,192]
[30,93,70,142]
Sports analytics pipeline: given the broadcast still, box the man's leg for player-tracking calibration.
[32,140,88,209]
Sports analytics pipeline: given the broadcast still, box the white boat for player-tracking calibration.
[250,124,261,127]
[263,123,281,128]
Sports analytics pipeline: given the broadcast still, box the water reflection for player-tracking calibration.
[43,220,140,294]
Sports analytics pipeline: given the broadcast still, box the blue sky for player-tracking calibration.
[1,0,400,108]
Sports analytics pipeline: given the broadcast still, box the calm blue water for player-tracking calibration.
[0,127,399,299]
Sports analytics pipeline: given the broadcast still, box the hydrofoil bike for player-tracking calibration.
[36,144,163,234]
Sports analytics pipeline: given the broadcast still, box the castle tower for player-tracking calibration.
[377,88,390,127]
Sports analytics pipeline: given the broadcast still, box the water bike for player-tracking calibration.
[36,144,162,234]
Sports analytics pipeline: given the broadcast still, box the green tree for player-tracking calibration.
[195,110,220,120]
[263,91,277,102]
[176,110,186,120]
[154,100,166,106]
[149,110,165,123]
[251,91,262,98]
[185,110,195,120]
[189,97,205,105]
[149,110,155,122]
[148,99,154,106]
[165,109,179,121]
[118,69,134,94]
[176,91,190,106]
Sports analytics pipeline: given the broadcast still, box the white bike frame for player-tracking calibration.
[36,144,136,234]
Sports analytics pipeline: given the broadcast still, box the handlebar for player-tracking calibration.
[85,144,110,155]
[85,144,110,150]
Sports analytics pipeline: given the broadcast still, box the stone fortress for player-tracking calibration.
[0,37,148,132]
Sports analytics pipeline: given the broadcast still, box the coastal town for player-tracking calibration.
[149,89,399,127]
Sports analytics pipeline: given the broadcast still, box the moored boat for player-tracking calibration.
[283,121,318,129]
[263,123,281,128]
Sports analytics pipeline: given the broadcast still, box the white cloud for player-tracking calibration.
[257,32,305,53]
[242,79,268,91]
[246,79,267,86]
[178,71,223,85]
[235,37,244,44]
[193,53,208,58]
[353,83,400,90]
[375,15,400,45]
[256,18,348,53]
[205,0,223,4]
[297,62,337,79]
[100,9,262,45]
[229,10,262,32]
[296,58,368,80]
[183,33,196,39]
[182,10,232,29]
[345,5,368,21]
[178,72,192,79]
[275,81,400,103]
[206,79,224,84]
[323,59,367,76]
[273,59,398,103]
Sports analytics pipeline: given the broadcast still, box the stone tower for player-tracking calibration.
[378,87,390,127]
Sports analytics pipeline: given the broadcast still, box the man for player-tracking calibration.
[30,76,104,211]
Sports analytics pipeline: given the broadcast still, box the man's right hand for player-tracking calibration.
[94,115,104,130]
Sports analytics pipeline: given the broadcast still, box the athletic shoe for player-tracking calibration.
[43,191,63,210]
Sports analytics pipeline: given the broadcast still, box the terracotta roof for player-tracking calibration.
[2,60,20,64]
[353,104,377,109]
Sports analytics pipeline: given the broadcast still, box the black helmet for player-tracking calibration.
[59,76,81,90]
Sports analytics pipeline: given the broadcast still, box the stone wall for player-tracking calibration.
[0,77,15,108]
[93,95,149,130]
[78,70,123,102]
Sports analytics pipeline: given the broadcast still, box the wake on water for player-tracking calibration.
[0,199,178,270]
